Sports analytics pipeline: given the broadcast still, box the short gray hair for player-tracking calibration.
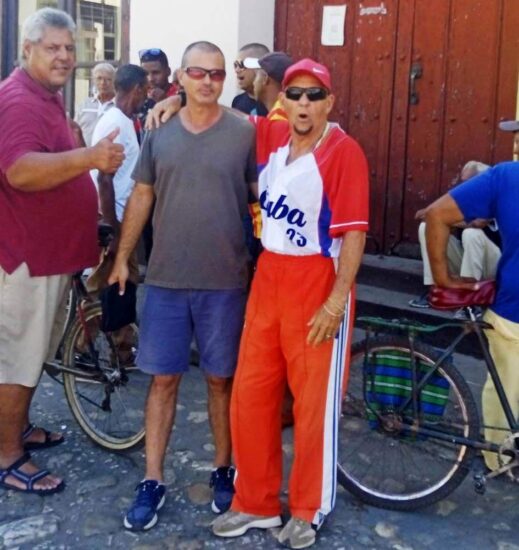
[93,63,116,77]
[461,160,490,181]
[21,7,76,44]
[181,41,224,68]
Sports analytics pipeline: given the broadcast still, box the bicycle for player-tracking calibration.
[43,223,149,451]
[337,284,518,510]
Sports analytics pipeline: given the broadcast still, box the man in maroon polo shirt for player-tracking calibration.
[0,7,124,495]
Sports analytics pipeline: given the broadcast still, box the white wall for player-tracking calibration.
[130,0,275,106]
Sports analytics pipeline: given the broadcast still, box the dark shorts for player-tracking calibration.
[137,286,247,378]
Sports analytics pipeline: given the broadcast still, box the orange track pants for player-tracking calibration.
[230,250,355,525]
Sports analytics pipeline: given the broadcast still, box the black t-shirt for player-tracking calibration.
[232,92,268,116]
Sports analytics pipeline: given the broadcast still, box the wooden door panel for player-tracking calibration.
[495,0,519,161]
[440,0,502,193]
[280,0,320,61]
[398,1,451,246]
[386,0,415,250]
[343,1,398,251]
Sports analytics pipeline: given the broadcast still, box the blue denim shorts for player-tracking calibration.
[137,286,247,378]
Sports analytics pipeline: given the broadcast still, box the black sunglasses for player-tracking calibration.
[233,60,246,70]
[284,87,329,102]
[184,66,226,82]
[139,48,164,59]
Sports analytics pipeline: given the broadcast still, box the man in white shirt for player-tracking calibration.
[75,62,116,146]
[88,64,148,292]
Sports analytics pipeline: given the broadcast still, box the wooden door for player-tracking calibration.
[275,0,519,255]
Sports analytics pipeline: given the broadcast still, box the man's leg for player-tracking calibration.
[144,374,182,481]
[281,257,352,526]
[481,310,519,471]
[0,263,69,491]
[136,286,192,481]
[459,229,501,280]
[124,286,191,530]
[191,288,247,514]
[419,222,463,285]
[206,375,233,467]
[460,228,501,280]
[23,279,69,448]
[0,384,62,491]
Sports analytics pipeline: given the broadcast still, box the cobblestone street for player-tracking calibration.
[1,357,518,550]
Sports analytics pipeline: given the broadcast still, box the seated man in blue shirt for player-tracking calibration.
[426,161,519,471]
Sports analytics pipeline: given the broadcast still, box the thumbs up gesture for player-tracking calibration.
[90,128,125,173]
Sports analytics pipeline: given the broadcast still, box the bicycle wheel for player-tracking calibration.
[337,335,480,510]
[62,303,148,451]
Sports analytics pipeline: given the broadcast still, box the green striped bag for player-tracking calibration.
[365,349,450,429]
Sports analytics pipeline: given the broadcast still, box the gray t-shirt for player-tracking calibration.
[133,110,256,289]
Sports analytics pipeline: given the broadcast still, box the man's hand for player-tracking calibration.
[148,87,167,103]
[145,95,182,130]
[108,257,129,295]
[307,301,344,346]
[89,128,125,173]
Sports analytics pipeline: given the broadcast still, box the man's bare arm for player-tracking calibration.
[307,230,366,346]
[146,95,248,130]
[108,183,155,293]
[6,128,124,192]
[425,194,477,289]
[98,172,118,229]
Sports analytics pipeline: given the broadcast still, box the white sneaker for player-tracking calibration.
[212,510,282,537]
[277,517,317,549]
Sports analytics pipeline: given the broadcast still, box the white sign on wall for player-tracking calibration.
[321,5,347,46]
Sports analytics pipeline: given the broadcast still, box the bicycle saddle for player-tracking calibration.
[428,280,496,310]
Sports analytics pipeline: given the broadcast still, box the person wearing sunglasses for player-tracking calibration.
[144,58,369,547]
[212,59,369,549]
[110,41,256,532]
[243,51,293,122]
[231,42,269,116]
[138,48,181,103]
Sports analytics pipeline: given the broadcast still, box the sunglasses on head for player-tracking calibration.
[233,60,246,70]
[139,48,164,59]
[284,86,329,102]
[184,66,226,82]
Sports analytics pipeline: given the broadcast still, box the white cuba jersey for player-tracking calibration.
[255,119,369,258]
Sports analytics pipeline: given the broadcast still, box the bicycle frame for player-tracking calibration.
[43,271,105,380]
[361,312,519,456]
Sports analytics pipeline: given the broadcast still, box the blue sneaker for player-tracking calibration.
[210,466,235,514]
[123,479,166,531]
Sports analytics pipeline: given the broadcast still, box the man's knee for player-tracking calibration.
[462,228,485,248]
[150,374,182,395]
[206,375,233,395]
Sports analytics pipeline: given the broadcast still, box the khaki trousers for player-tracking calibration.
[481,309,519,470]
[0,263,70,387]
[418,223,501,285]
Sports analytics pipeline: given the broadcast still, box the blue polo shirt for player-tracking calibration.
[450,162,519,323]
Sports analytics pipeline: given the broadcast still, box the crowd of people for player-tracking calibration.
[0,6,518,550]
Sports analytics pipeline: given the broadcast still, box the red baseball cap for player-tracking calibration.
[282,58,332,90]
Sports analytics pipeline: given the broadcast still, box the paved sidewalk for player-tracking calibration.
[1,355,518,550]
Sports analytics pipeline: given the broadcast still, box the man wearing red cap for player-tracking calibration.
[212,59,369,548]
